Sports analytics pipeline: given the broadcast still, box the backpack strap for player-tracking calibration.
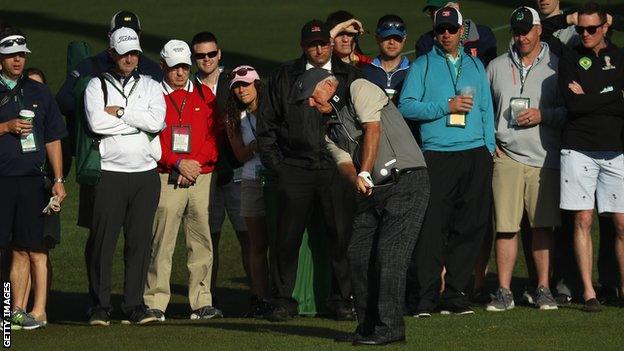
[97,74,108,105]
[0,76,26,109]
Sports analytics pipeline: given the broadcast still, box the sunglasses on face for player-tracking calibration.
[0,37,27,48]
[227,67,256,80]
[434,25,460,35]
[575,23,605,35]
[193,50,219,60]
[377,22,406,34]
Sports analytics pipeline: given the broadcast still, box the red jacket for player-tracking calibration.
[158,82,218,174]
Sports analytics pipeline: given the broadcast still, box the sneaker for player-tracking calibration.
[413,311,432,318]
[535,286,558,310]
[121,306,159,325]
[486,287,515,312]
[555,294,572,306]
[521,288,536,306]
[583,298,602,313]
[31,312,47,327]
[148,309,165,322]
[88,308,111,326]
[440,299,475,315]
[190,306,223,320]
[10,309,45,330]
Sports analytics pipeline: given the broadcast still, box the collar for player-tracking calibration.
[305,58,332,72]
[371,56,410,72]
[510,42,549,68]
[161,79,193,95]
[578,41,615,57]
[107,68,140,86]
[434,43,465,61]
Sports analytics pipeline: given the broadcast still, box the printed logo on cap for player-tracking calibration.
[442,11,450,16]
[311,26,321,32]
[173,47,184,52]
[118,35,138,43]
[516,11,525,21]
[124,16,132,21]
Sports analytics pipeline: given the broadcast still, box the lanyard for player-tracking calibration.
[164,81,191,125]
[517,64,534,95]
[445,54,463,93]
[103,73,140,106]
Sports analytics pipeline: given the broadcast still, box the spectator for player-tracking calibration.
[55,10,163,231]
[326,11,372,68]
[223,65,272,317]
[257,19,361,322]
[399,7,495,316]
[537,0,580,46]
[415,1,497,67]
[143,40,221,321]
[486,7,566,312]
[0,29,67,330]
[191,32,250,302]
[361,14,410,104]
[297,68,429,345]
[84,27,165,326]
[550,2,624,312]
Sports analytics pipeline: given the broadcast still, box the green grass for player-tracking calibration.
[3,0,624,349]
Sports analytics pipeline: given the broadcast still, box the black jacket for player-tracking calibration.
[257,55,362,170]
[542,16,624,151]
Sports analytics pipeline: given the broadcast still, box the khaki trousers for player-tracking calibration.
[144,173,214,311]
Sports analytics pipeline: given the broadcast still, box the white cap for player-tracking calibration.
[109,27,142,55]
[160,40,192,67]
[0,35,31,55]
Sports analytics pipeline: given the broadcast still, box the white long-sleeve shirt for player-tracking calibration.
[84,73,166,172]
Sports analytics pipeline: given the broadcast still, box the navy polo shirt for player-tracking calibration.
[0,77,68,176]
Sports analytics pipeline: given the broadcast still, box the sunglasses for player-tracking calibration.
[377,22,406,34]
[0,37,27,48]
[434,25,460,35]
[575,23,605,35]
[193,50,219,60]
[227,67,256,80]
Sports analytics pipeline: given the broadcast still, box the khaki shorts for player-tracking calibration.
[492,153,560,232]
[241,179,265,217]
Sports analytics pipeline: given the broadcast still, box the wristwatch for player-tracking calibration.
[116,107,125,118]
[53,177,65,183]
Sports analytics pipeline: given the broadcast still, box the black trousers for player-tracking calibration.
[85,169,160,314]
[350,170,429,340]
[410,146,493,310]
[271,164,354,311]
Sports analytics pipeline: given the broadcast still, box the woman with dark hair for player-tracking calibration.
[326,10,372,68]
[224,65,271,317]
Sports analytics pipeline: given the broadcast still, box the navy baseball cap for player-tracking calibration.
[376,15,407,39]
[434,7,463,28]
[294,68,332,102]
[110,10,141,32]
[301,20,330,46]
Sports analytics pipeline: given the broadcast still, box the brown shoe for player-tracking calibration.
[583,298,602,312]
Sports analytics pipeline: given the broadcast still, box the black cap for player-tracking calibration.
[110,10,141,32]
[301,20,330,46]
[434,7,462,29]
[294,68,332,102]
[510,7,540,33]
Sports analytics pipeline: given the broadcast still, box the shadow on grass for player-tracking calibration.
[164,321,343,339]
[2,10,282,75]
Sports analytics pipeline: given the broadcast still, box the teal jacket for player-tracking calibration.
[398,45,495,153]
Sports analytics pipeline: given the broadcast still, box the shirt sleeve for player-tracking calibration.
[43,87,68,143]
[350,79,387,123]
[398,56,452,121]
[478,62,495,153]
[84,77,139,135]
[121,79,166,133]
[325,135,352,165]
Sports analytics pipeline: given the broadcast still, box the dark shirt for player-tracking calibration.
[361,56,410,103]
[0,78,68,176]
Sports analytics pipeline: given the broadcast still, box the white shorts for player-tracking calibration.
[560,149,624,214]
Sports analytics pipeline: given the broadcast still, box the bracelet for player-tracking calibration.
[53,177,65,183]
[357,171,374,187]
